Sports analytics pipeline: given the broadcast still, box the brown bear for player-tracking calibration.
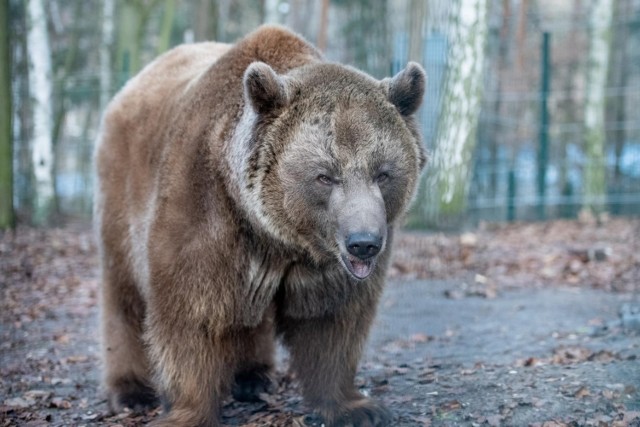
[94,25,426,427]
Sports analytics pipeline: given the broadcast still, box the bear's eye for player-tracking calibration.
[317,174,334,186]
[376,172,390,184]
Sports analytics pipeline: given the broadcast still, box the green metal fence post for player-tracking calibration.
[537,32,551,220]
[507,167,516,221]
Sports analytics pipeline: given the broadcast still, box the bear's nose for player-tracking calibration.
[346,233,382,260]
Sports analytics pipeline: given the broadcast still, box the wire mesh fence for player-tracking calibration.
[434,1,640,224]
[8,0,640,226]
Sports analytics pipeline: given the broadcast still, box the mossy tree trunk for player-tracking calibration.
[100,0,115,112]
[116,0,161,81]
[582,0,613,215]
[0,0,14,229]
[412,0,488,228]
[156,0,175,55]
[608,0,628,187]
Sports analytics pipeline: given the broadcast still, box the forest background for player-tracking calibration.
[2,0,639,230]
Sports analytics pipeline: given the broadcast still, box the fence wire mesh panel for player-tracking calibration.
[465,0,640,224]
[7,0,640,227]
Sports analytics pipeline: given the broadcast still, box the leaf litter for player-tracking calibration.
[1,218,639,425]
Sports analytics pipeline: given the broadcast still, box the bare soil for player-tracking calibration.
[1,218,639,426]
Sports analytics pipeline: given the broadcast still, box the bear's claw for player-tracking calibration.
[232,369,276,402]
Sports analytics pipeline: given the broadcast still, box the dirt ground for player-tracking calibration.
[1,218,639,426]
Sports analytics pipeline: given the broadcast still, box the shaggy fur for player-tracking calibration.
[94,25,426,427]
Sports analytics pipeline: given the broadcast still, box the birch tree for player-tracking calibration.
[583,0,613,214]
[418,0,488,226]
[0,0,13,228]
[27,0,55,225]
[264,0,282,24]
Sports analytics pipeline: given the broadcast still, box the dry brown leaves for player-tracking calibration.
[391,218,640,293]
[1,220,639,426]
[0,226,98,328]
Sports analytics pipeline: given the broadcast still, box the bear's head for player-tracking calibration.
[234,61,426,280]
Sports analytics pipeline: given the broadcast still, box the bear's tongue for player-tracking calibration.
[350,258,372,279]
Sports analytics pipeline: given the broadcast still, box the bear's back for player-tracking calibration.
[95,42,231,219]
[96,26,323,217]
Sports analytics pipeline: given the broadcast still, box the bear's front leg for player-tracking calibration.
[279,281,392,427]
[144,311,237,427]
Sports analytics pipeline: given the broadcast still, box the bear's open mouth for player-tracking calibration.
[341,254,376,280]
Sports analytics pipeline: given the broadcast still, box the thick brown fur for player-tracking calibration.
[95,25,426,427]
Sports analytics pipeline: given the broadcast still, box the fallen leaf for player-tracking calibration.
[409,333,432,343]
[54,334,70,344]
[50,397,72,409]
[438,400,461,413]
[64,355,88,364]
[460,233,478,246]
[574,386,590,398]
[524,357,542,367]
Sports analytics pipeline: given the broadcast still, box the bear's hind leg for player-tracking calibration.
[232,306,276,402]
[101,268,158,413]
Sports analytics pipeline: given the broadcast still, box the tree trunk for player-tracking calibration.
[100,0,115,112]
[286,0,309,36]
[157,0,175,55]
[51,1,82,147]
[264,0,280,24]
[607,0,628,189]
[583,0,613,215]
[489,0,511,199]
[558,0,583,217]
[194,0,218,42]
[317,0,330,52]
[408,0,426,63]
[116,0,161,81]
[340,0,389,79]
[0,0,14,228]
[217,0,232,41]
[419,0,488,227]
[50,1,84,217]
[27,0,55,226]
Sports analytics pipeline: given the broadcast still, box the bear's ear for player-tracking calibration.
[243,62,289,115]
[385,62,426,116]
